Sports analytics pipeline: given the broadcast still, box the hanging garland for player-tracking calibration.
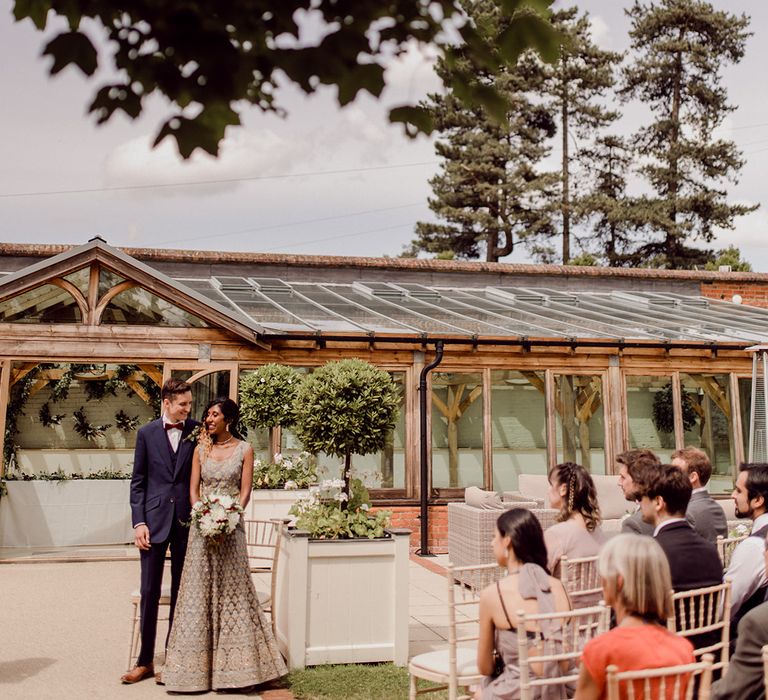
[72,406,112,442]
[115,409,140,432]
[39,402,65,427]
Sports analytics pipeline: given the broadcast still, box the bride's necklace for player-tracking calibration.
[216,434,235,446]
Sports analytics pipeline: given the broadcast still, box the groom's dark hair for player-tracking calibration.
[161,378,192,402]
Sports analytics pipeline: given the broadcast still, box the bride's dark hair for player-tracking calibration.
[201,397,244,441]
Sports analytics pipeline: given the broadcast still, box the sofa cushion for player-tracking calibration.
[465,486,504,510]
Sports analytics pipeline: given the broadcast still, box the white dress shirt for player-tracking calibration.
[653,517,687,537]
[724,512,768,619]
[163,414,183,452]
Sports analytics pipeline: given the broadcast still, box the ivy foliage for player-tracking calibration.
[239,364,303,430]
[294,359,400,460]
[12,0,560,157]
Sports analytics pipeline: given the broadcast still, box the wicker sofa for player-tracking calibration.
[446,501,558,570]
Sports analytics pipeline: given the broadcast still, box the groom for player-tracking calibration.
[121,378,199,684]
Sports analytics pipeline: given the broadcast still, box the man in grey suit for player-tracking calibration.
[671,446,727,544]
[712,531,768,700]
[618,449,661,536]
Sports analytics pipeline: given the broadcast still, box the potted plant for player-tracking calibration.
[239,364,315,520]
[274,359,410,669]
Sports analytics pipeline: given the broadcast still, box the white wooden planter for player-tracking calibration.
[275,526,411,669]
[0,480,133,547]
[246,488,310,522]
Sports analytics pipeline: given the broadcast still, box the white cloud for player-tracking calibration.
[588,15,611,46]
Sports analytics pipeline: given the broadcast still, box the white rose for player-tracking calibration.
[284,480,298,490]
[226,511,240,532]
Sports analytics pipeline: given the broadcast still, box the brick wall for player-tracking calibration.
[700,282,768,309]
[383,505,449,553]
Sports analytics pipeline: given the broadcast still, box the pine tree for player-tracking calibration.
[411,1,557,262]
[541,8,622,263]
[621,0,757,268]
[574,135,647,266]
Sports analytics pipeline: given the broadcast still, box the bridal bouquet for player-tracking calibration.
[190,493,243,542]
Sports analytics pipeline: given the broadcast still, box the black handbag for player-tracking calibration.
[492,649,505,678]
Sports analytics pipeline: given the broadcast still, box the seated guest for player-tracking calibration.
[671,447,727,543]
[712,535,768,699]
[639,463,723,592]
[617,449,660,536]
[474,508,571,700]
[725,463,768,635]
[640,463,723,664]
[544,462,607,605]
[575,534,694,700]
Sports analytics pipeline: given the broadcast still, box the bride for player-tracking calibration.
[161,397,287,692]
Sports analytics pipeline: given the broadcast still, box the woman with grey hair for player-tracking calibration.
[574,534,694,699]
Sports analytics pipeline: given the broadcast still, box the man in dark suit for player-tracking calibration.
[617,449,660,536]
[671,446,727,544]
[712,598,768,699]
[121,378,198,684]
[640,463,723,667]
[639,463,723,592]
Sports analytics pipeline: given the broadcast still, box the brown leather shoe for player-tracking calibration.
[120,664,154,684]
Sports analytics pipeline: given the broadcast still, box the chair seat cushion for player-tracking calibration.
[409,647,480,678]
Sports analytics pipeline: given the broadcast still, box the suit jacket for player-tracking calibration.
[622,508,698,537]
[712,601,768,700]
[621,509,655,536]
[687,490,728,544]
[654,520,723,591]
[129,417,199,543]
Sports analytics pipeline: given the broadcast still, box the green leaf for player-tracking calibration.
[154,103,240,158]
[43,31,97,76]
[499,0,555,15]
[13,0,52,30]
[498,13,562,65]
[389,106,434,137]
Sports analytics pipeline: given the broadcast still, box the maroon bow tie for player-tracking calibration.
[164,422,184,431]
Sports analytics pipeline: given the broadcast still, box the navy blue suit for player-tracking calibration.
[130,417,198,667]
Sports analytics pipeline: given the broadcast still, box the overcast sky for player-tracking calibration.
[0,1,766,268]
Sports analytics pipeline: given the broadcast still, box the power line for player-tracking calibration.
[731,122,768,131]
[153,202,425,246]
[0,161,439,199]
[259,222,415,253]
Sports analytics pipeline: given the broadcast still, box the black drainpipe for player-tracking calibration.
[418,340,444,556]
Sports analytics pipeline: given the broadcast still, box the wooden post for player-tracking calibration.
[0,360,11,478]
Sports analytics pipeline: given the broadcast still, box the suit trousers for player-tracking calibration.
[137,515,189,667]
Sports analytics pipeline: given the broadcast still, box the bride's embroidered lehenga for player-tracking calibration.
[162,441,287,692]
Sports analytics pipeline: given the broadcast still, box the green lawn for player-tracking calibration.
[287,663,451,700]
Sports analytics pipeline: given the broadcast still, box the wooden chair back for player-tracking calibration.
[666,580,732,675]
[762,644,768,698]
[559,555,602,607]
[716,534,747,569]
[517,604,611,700]
[605,653,714,700]
[408,562,498,700]
[244,518,282,636]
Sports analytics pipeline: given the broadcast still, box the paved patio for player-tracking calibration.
[0,546,456,699]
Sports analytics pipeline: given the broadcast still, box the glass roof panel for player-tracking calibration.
[98,268,126,298]
[0,283,81,323]
[63,267,90,296]
[101,287,209,327]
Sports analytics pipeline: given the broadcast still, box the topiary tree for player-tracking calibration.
[294,359,400,507]
[239,364,303,450]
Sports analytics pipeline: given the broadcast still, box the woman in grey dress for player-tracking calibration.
[475,508,572,700]
[162,397,286,692]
